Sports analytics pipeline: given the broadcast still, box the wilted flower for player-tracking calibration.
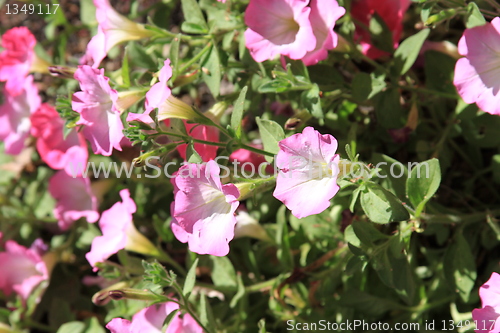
[472,272,500,333]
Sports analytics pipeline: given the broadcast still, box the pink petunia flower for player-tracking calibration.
[0,75,41,155]
[301,0,345,66]
[171,160,240,256]
[106,302,203,333]
[81,0,156,67]
[0,27,36,95]
[472,272,500,333]
[72,65,124,156]
[244,0,316,62]
[49,171,99,230]
[351,0,411,59]
[30,104,88,176]
[176,121,219,162]
[230,143,273,175]
[86,189,159,270]
[0,239,48,301]
[454,18,500,116]
[273,126,340,218]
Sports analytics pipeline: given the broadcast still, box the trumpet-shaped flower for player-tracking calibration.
[454,18,500,116]
[472,272,500,333]
[244,0,316,62]
[72,65,124,156]
[0,75,41,155]
[0,27,36,95]
[301,0,345,66]
[351,0,411,59]
[171,160,240,256]
[30,104,88,176]
[49,171,99,230]
[0,239,48,301]
[86,189,159,270]
[273,127,340,218]
[82,0,156,67]
[106,302,203,333]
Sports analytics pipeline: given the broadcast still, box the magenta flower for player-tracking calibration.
[0,27,36,95]
[106,302,203,333]
[273,127,340,218]
[0,239,48,301]
[351,0,411,59]
[301,0,345,66]
[244,0,316,62]
[0,75,41,155]
[454,18,500,116]
[49,171,99,230]
[175,121,219,162]
[472,272,500,333]
[30,104,88,176]
[171,160,240,256]
[72,65,124,156]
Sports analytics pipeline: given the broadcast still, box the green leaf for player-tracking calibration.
[352,72,387,102]
[186,143,203,163]
[229,273,246,308]
[360,183,410,224]
[369,13,394,53]
[465,2,486,28]
[127,42,157,70]
[374,88,405,128]
[351,220,389,246]
[425,8,458,27]
[183,258,199,296]
[444,233,477,302]
[424,51,457,95]
[170,34,181,79]
[231,86,248,139]
[121,48,131,88]
[181,22,209,34]
[210,256,237,289]
[200,44,221,97]
[57,322,85,333]
[84,317,105,333]
[406,158,441,216]
[181,0,208,31]
[301,84,323,119]
[256,118,284,163]
[80,0,96,26]
[392,29,430,76]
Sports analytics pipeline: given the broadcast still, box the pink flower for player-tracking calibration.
[49,171,99,230]
[86,189,159,270]
[30,104,88,175]
[472,272,500,333]
[171,160,240,256]
[72,65,124,156]
[454,18,500,116]
[273,127,340,218]
[351,0,411,59]
[0,27,36,95]
[82,0,155,67]
[301,0,345,66]
[0,239,48,301]
[0,75,41,155]
[127,60,172,124]
[176,121,219,162]
[106,302,203,333]
[244,0,316,62]
[230,144,273,174]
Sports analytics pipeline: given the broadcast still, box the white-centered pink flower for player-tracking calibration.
[30,104,88,176]
[86,189,159,270]
[72,65,124,156]
[301,0,345,66]
[0,239,48,301]
[273,126,340,219]
[106,302,203,333]
[472,272,500,333]
[0,75,41,155]
[171,160,240,256]
[49,171,99,230]
[244,0,316,62]
[454,18,500,116]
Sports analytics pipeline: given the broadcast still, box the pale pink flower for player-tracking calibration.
[244,0,316,62]
[106,302,203,333]
[472,272,500,333]
[454,18,500,116]
[0,239,48,301]
[30,104,88,176]
[301,0,345,66]
[0,75,41,155]
[351,0,411,59]
[72,65,123,156]
[127,60,172,124]
[273,126,340,218]
[81,0,156,67]
[49,171,99,230]
[171,160,240,256]
[0,27,36,95]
